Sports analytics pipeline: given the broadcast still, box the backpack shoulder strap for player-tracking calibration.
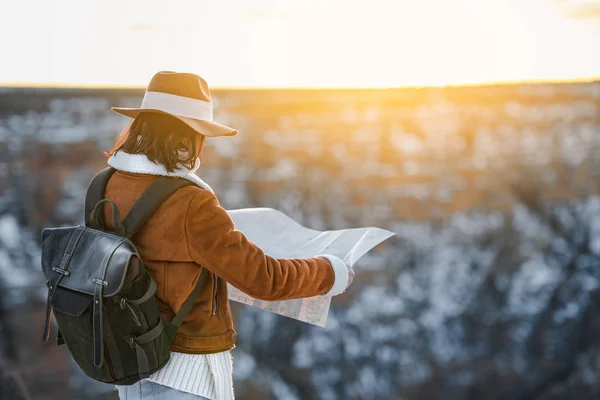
[122,177,205,341]
[121,177,194,239]
[84,167,117,227]
[165,267,210,340]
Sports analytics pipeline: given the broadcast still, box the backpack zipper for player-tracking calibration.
[212,274,218,316]
[105,354,116,380]
[121,298,142,327]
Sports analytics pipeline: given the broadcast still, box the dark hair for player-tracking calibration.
[106,112,205,172]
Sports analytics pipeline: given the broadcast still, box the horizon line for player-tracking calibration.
[1,76,599,90]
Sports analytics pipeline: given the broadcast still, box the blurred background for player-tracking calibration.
[1,1,600,399]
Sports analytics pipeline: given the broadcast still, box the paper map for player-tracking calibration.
[225,208,395,327]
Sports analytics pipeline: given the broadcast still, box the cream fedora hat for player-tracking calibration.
[111,71,237,137]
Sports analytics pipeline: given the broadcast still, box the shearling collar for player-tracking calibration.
[107,151,214,192]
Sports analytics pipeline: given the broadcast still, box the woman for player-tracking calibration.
[105,71,355,400]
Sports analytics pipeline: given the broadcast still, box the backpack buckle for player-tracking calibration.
[92,278,108,287]
[52,267,71,276]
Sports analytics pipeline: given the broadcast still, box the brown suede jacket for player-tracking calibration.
[104,171,339,354]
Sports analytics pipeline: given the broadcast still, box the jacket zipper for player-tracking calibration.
[212,274,218,316]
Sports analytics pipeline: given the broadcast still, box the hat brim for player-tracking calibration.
[111,107,238,137]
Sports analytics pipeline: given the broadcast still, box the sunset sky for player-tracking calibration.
[1,0,599,88]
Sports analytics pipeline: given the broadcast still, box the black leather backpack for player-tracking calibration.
[40,167,208,385]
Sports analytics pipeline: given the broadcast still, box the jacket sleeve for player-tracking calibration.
[184,190,349,301]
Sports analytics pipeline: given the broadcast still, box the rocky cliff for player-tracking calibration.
[0,82,599,399]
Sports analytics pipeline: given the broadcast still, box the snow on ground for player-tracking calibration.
[0,214,44,305]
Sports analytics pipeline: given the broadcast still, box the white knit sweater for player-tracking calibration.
[148,351,234,400]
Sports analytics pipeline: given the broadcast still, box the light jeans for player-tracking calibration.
[117,380,210,400]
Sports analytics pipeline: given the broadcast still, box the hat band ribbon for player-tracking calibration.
[140,91,213,121]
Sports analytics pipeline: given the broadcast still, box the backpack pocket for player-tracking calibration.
[52,273,172,385]
[52,287,115,382]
